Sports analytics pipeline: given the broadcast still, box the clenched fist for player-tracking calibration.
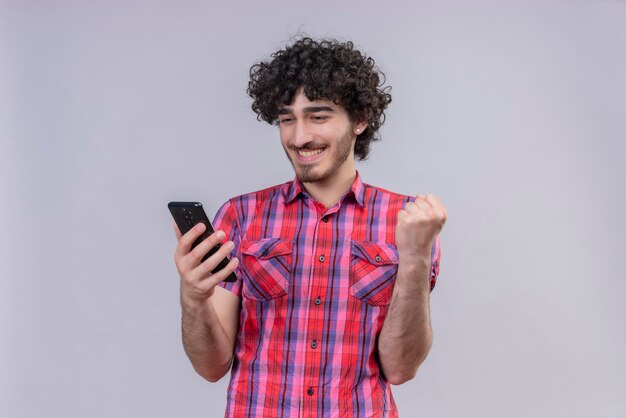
[395,194,447,266]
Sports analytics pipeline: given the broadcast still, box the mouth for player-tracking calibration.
[297,148,324,157]
[294,147,326,162]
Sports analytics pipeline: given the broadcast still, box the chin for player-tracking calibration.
[296,166,328,183]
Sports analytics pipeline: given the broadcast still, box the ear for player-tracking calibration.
[353,121,369,136]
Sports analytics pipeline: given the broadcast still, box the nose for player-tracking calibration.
[291,119,313,148]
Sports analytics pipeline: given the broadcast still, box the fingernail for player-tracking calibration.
[216,230,226,240]
[196,223,206,231]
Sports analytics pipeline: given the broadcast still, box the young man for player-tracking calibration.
[173,38,447,417]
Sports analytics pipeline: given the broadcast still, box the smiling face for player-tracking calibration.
[278,89,366,185]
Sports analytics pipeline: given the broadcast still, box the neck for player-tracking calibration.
[302,166,357,209]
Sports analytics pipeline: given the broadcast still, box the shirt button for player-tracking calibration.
[311,340,318,349]
[318,255,325,262]
[375,255,382,262]
[314,297,321,305]
[322,216,329,223]
[307,387,314,396]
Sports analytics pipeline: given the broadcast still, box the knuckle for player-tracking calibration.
[180,233,192,246]
[175,263,185,275]
[189,244,203,260]
[181,272,195,286]
[197,259,213,275]
[183,229,199,244]
[192,240,214,260]
[174,259,188,276]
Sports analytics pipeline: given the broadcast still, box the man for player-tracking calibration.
[173,37,447,417]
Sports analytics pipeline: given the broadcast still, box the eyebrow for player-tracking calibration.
[277,106,335,115]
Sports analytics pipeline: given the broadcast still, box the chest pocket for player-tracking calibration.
[350,241,399,306]
[240,238,293,301]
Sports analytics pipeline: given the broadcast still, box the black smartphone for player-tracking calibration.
[168,201,237,282]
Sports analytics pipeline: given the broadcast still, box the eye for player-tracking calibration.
[311,115,329,122]
[278,117,294,125]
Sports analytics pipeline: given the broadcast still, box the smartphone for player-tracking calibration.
[168,201,237,282]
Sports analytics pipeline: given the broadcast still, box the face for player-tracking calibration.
[278,89,365,184]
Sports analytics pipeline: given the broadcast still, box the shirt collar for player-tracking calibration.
[283,172,365,208]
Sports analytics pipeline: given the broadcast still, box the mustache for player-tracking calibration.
[288,143,327,151]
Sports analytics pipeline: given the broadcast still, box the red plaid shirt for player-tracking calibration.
[214,174,441,417]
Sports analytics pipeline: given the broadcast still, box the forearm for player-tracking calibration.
[181,295,234,382]
[378,256,433,385]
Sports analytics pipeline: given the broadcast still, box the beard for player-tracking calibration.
[283,127,354,183]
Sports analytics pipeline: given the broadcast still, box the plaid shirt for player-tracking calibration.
[214,174,441,418]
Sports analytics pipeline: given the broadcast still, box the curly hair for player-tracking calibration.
[247,37,392,161]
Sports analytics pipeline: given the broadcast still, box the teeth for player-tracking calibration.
[298,148,324,157]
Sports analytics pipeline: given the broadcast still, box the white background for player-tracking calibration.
[1,1,625,417]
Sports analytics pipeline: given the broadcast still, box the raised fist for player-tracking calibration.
[395,194,447,266]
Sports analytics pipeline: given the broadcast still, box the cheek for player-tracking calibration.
[279,127,291,146]
[318,126,345,142]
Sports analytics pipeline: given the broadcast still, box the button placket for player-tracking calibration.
[305,207,334,405]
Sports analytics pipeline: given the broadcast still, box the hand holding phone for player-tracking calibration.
[169,201,237,283]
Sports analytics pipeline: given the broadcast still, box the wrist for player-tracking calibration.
[397,251,431,270]
[180,291,213,318]
[395,257,431,294]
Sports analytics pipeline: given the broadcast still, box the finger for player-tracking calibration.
[195,257,240,292]
[191,240,235,281]
[396,209,409,226]
[187,230,227,265]
[173,222,182,240]
[425,194,447,221]
[404,199,433,216]
[175,222,207,258]
[403,201,417,212]
[413,194,434,207]
[178,230,229,278]
[424,193,441,207]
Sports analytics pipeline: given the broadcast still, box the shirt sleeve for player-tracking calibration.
[430,235,441,291]
[212,200,243,297]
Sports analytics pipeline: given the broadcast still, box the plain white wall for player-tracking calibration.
[1,1,625,417]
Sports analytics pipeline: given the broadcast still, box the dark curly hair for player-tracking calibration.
[247,37,392,161]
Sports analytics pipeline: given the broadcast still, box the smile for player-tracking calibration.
[297,148,325,158]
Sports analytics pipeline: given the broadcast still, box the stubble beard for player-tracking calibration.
[284,127,354,183]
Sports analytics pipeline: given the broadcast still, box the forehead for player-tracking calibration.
[279,89,344,113]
